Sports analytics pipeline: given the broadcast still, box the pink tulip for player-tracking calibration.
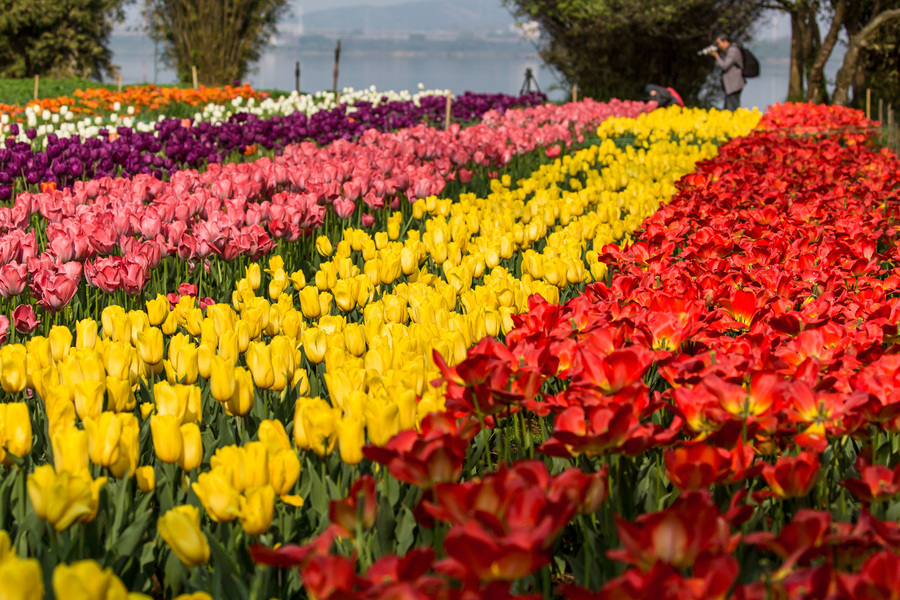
[0,263,27,298]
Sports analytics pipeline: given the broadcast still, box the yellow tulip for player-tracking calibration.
[52,560,130,600]
[268,448,301,496]
[51,426,90,479]
[0,555,44,600]
[400,247,417,275]
[332,279,357,313]
[75,319,99,350]
[135,327,163,365]
[241,262,261,290]
[167,343,199,385]
[2,403,32,459]
[83,412,122,468]
[105,376,136,413]
[26,465,94,532]
[146,295,170,326]
[192,467,240,523]
[158,505,210,567]
[224,367,254,417]
[292,368,310,396]
[363,400,400,447]
[302,327,327,364]
[0,346,26,394]
[209,356,236,402]
[150,415,183,464]
[295,400,338,457]
[103,342,134,381]
[47,326,73,363]
[178,423,203,472]
[257,419,292,454]
[315,235,333,257]
[337,415,365,465]
[136,466,155,493]
[239,485,275,536]
[297,285,321,319]
[109,414,140,479]
[245,342,274,389]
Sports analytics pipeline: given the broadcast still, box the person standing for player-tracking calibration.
[711,32,743,111]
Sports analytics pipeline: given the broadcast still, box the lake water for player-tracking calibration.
[109,34,843,112]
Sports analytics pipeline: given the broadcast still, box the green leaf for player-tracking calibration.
[395,506,416,555]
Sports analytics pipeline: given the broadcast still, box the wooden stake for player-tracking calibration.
[191,65,198,90]
[33,75,39,101]
[295,61,301,92]
[445,90,452,130]
[880,98,884,123]
[572,84,578,103]
[866,88,872,121]
[333,40,342,92]
[117,75,123,93]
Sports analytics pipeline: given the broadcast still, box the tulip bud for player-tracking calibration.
[150,414,183,464]
[178,423,203,472]
[290,270,306,291]
[109,414,139,479]
[363,400,400,447]
[158,505,210,566]
[258,419,292,454]
[136,465,155,493]
[292,368,310,396]
[48,326,73,363]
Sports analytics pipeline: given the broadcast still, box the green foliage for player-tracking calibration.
[0,0,128,80]
[504,0,763,105]
[144,0,291,87]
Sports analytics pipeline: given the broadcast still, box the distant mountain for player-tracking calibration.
[303,0,517,33]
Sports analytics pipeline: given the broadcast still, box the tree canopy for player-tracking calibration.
[0,0,127,80]
[504,0,763,105]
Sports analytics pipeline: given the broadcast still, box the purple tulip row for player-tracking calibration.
[0,92,547,201]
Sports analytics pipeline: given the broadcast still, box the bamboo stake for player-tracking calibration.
[191,65,198,90]
[333,40,342,93]
[117,75,123,93]
[33,75,39,101]
[880,98,884,123]
[572,84,578,103]
[866,88,872,121]
[445,90,452,130]
[295,61,301,92]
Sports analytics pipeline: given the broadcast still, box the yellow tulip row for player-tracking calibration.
[0,108,761,569]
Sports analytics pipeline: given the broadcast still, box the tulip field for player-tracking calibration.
[0,81,896,600]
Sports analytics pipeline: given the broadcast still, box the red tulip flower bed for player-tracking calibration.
[251,103,900,599]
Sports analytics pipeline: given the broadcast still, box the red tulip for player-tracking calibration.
[0,262,27,298]
[329,475,377,537]
[760,451,820,499]
[12,305,39,335]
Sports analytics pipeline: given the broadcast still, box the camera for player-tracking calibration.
[697,45,717,56]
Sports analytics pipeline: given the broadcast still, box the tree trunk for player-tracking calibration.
[788,11,806,99]
[833,8,900,106]
[806,0,847,103]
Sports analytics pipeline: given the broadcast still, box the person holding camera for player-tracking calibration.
[706,32,744,111]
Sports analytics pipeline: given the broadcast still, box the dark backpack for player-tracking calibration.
[740,46,760,79]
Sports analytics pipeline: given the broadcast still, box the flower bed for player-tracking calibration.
[0,103,769,598]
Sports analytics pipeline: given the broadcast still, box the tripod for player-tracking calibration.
[520,68,541,95]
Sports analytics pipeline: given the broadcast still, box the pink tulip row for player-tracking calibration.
[0,100,651,311]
